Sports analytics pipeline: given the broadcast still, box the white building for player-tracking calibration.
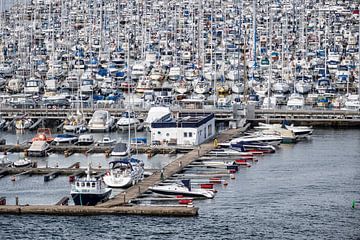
[151,113,215,146]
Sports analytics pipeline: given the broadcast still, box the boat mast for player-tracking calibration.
[358,11,360,100]
[211,0,216,107]
[252,0,257,71]
[267,7,272,108]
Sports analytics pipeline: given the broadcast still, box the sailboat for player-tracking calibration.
[103,36,144,188]
[103,158,144,188]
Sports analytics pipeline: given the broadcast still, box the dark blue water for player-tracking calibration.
[0,129,359,239]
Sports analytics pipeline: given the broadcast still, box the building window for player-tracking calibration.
[157,131,161,135]
[189,132,192,137]
[208,124,212,136]
[199,130,202,136]
[184,132,188,137]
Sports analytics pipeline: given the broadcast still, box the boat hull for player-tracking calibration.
[149,187,214,199]
[71,189,112,206]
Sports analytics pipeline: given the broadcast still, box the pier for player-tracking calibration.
[1,107,359,128]
[0,127,244,216]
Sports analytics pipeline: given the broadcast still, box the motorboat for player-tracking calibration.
[230,134,283,146]
[27,140,50,157]
[111,142,129,157]
[103,158,144,188]
[116,112,140,131]
[231,142,276,153]
[284,125,313,138]
[77,134,94,146]
[71,165,112,206]
[88,110,115,132]
[31,128,54,143]
[13,158,32,168]
[53,134,79,144]
[149,180,215,199]
[96,136,116,146]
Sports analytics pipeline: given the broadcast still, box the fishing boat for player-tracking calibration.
[149,180,215,199]
[103,158,144,188]
[71,165,112,206]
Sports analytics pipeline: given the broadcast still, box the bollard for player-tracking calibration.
[15,196,19,206]
[138,186,141,194]
[160,169,164,181]
[352,200,356,209]
[123,193,126,204]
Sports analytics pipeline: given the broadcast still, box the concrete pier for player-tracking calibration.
[0,205,198,217]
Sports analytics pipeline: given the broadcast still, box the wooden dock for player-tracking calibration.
[0,144,194,155]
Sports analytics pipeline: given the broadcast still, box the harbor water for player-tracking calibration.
[0,129,359,239]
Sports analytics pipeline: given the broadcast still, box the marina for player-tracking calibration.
[0,0,359,238]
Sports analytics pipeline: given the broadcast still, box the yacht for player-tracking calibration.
[88,110,115,132]
[71,165,112,206]
[103,158,144,188]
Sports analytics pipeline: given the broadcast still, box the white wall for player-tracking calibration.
[151,118,215,146]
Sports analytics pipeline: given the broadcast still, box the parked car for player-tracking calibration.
[10,99,38,109]
[41,99,70,109]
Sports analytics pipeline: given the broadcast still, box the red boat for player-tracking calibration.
[31,128,54,143]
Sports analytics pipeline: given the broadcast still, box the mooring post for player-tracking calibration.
[160,169,164,181]
[15,196,19,206]
[123,193,126,204]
